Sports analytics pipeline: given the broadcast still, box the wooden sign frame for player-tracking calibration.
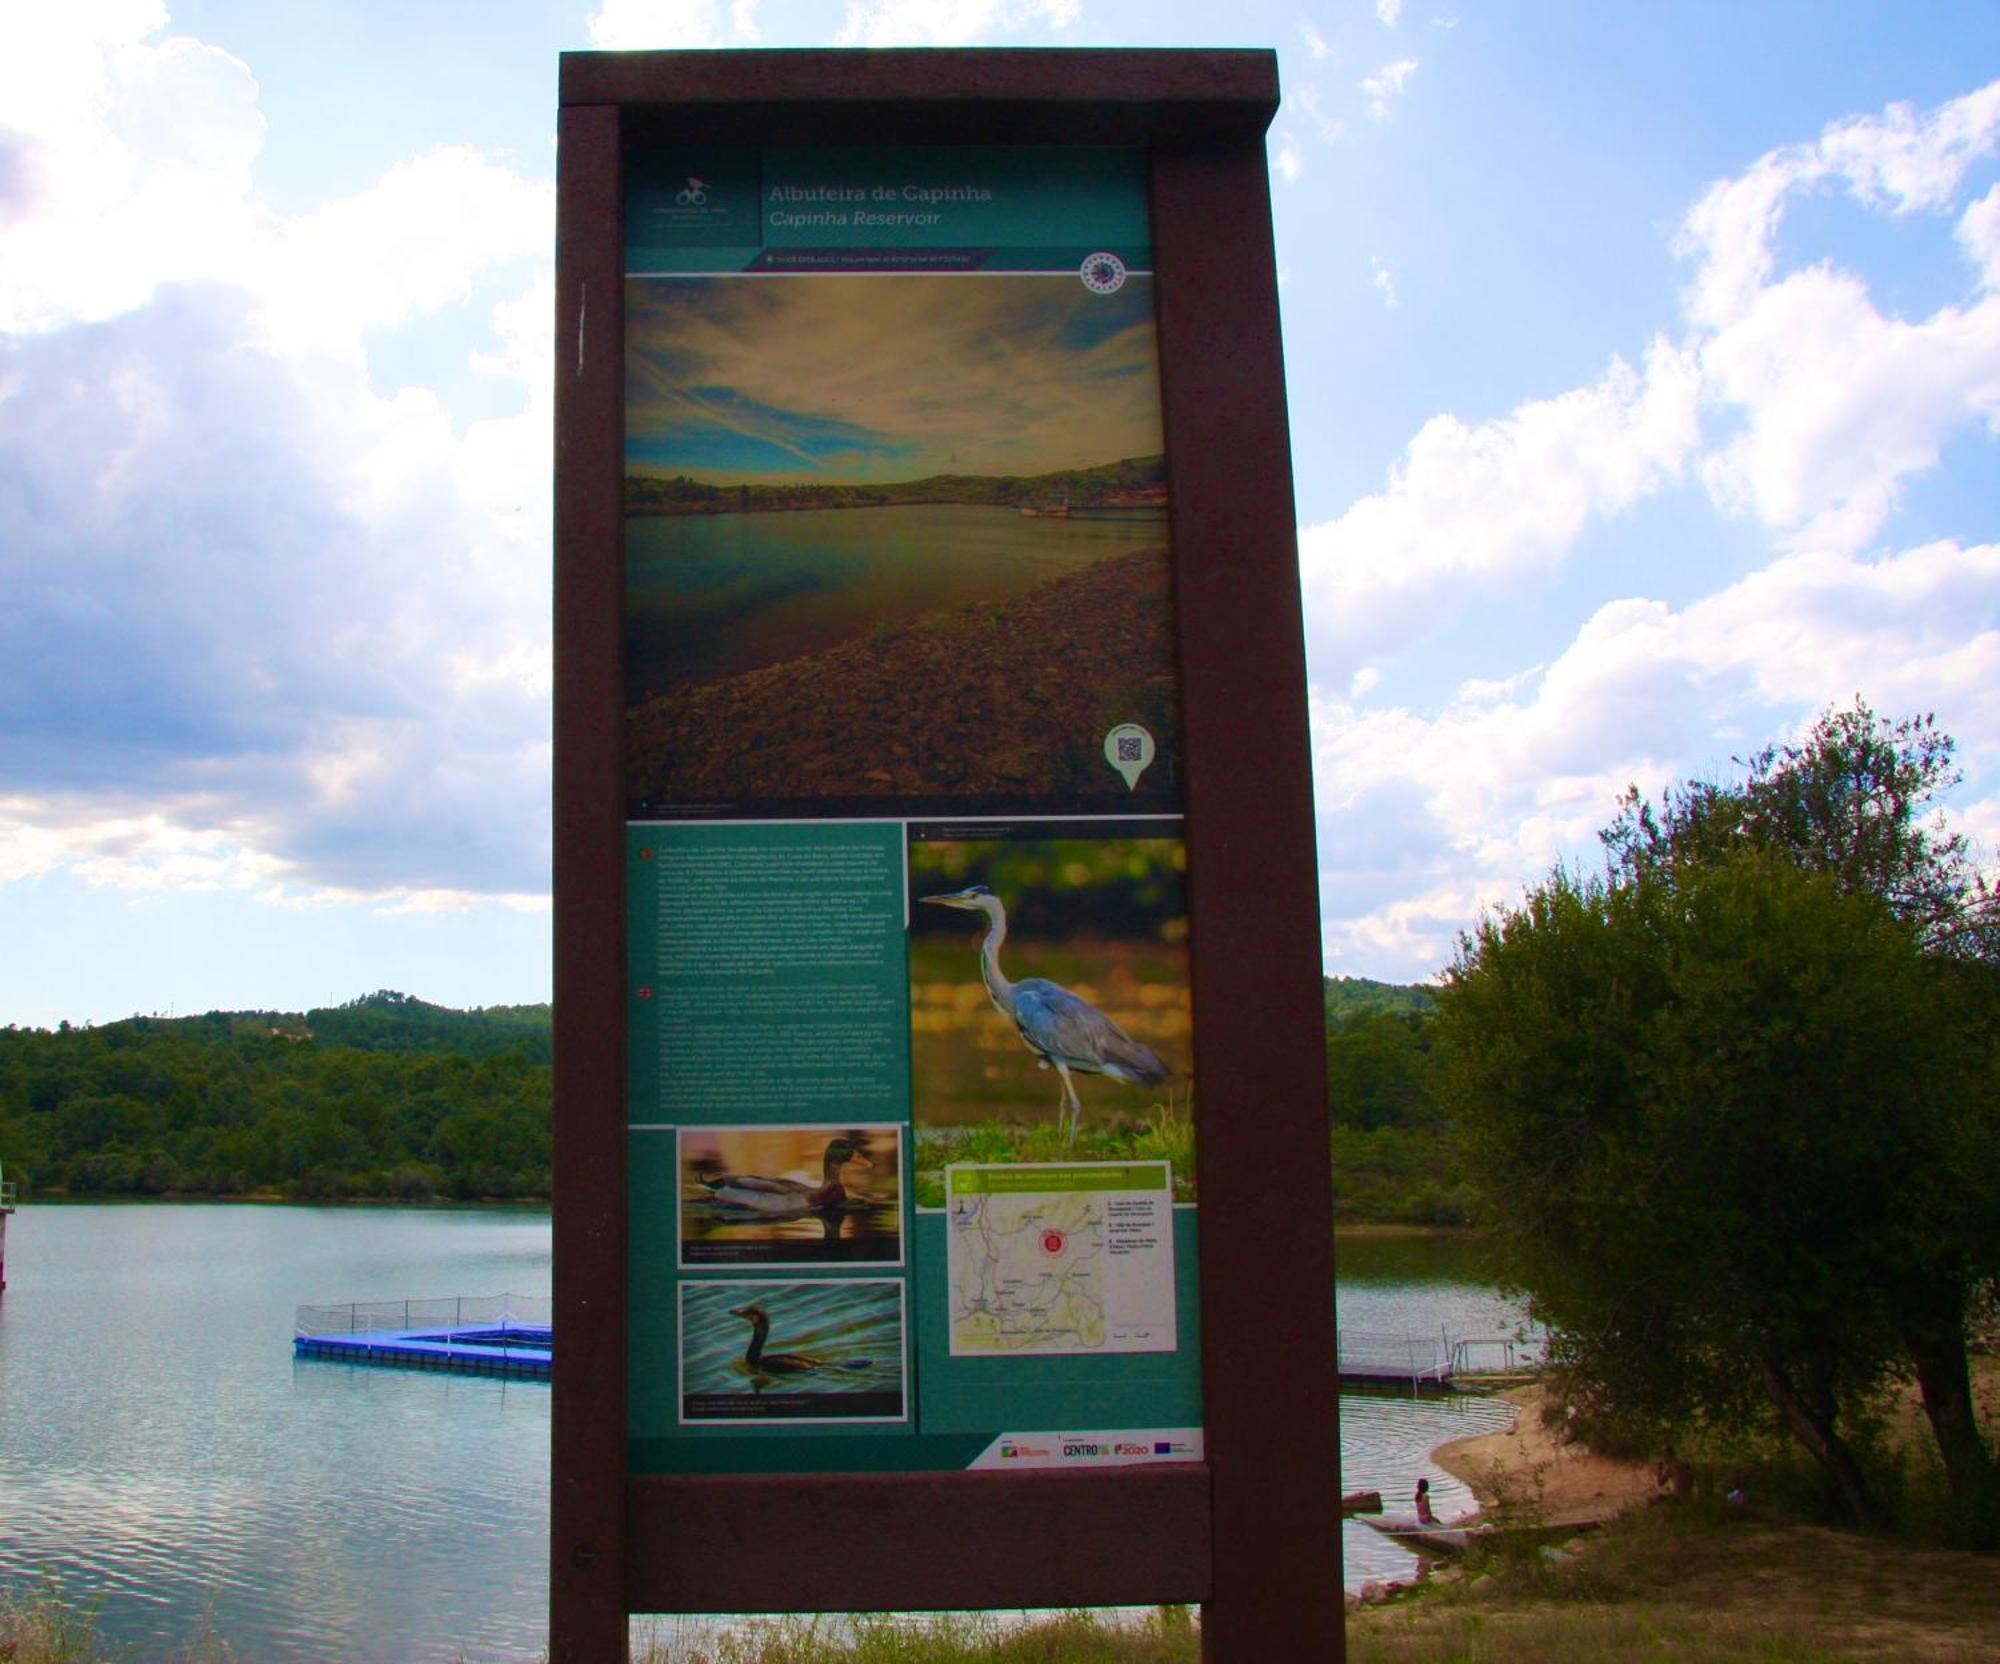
[553,48,1340,1664]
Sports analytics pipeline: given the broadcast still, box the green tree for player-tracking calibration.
[1602,700,2000,1521]
[1439,852,1969,1529]
[1325,1010,1437,1132]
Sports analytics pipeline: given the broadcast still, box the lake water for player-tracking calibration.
[624,504,1168,696]
[0,1206,1528,1659]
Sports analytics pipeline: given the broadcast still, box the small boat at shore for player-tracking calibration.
[1358,1513,1487,1553]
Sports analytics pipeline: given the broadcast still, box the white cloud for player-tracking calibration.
[1275,133,1305,185]
[1312,538,2000,978]
[1677,82,2000,332]
[834,0,1079,48]
[0,7,554,906]
[1673,80,2000,555]
[1371,255,1398,309]
[1298,340,1702,682]
[1299,20,1332,60]
[1696,263,2000,554]
[1295,83,1347,144]
[586,0,759,48]
[1957,183,2000,291]
[1299,78,2000,979]
[1376,0,1404,24]
[0,7,266,334]
[1360,57,1419,119]
[263,147,551,360]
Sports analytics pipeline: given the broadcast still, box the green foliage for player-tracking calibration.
[307,990,551,1062]
[913,1096,1196,1208]
[1601,699,1999,959]
[906,837,1187,944]
[0,992,550,1201]
[1327,1009,1440,1132]
[1439,700,2000,1533]
[1331,1123,1472,1226]
[1318,983,1465,1225]
[1325,975,1437,1024]
[631,1608,1200,1664]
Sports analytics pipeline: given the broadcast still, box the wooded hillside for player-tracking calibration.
[0,992,550,1200]
[2,979,1457,1220]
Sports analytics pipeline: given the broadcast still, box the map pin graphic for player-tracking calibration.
[1102,723,1156,791]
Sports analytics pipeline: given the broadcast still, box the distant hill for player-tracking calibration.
[626,452,1167,517]
[0,991,550,1202]
[307,990,551,1063]
[1324,976,1437,1026]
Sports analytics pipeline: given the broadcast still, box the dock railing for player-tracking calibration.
[1337,1330,1544,1393]
[1450,1335,1530,1375]
[1337,1330,1454,1391]
[0,1177,15,1208]
[295,1292,552,1340]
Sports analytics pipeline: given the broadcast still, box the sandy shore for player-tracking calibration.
[1430,1383,1658,1526]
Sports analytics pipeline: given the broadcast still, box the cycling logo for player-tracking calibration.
[675,177,710,206]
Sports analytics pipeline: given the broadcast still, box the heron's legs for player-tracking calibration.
[1053,1061,1082,1146]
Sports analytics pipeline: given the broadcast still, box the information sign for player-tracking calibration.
[623,145,1201,1478]
[554,49,1340,1664]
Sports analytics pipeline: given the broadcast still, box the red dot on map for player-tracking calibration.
[1041,1230,1065,1254]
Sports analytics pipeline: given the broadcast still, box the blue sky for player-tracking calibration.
[2,1,1997,1025]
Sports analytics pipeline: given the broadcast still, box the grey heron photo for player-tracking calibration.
[907,828,1194,1203]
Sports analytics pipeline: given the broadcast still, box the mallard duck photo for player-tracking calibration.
[678,1125,903,1266]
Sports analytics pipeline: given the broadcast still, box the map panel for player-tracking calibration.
[945,1163,1176,1356]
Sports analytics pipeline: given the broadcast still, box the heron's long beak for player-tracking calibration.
[920,890,978,908]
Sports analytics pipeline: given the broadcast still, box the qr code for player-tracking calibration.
[1116,735,1144,763]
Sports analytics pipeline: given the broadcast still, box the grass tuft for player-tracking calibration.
[913,1095,1196,1209]
[629,1609,1201,1664]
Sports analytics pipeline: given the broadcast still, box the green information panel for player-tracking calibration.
[624,145,1202,1476]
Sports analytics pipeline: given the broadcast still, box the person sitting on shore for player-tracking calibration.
[1414,1476,1438,1524]
[1653,1443,1694,1498]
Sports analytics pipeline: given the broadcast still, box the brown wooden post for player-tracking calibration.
[1152,136,1345,1663]
[551,97,631,1664]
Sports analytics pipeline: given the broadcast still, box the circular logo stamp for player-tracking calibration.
[1080,251,1127,295]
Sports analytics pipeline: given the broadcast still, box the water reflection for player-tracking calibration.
[626,505,1162,694]
[0,1211,1532,1656]
[0,1203,551,1663]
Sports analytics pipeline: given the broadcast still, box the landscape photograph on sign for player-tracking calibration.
[677,1123,904,1267]
[906,823,1193,1206]
[622,272,1182,815]
[677,1277,908,1424]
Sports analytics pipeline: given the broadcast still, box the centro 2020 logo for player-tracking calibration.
[1080,251,1127,294]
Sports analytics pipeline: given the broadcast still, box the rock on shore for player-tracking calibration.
[626,546,1181,806]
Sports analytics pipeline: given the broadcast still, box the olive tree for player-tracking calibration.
[1601,702,2000,1521]
[1438,847,1980,1530]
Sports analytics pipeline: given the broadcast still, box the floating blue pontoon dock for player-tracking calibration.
[294,1293,551,1379]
